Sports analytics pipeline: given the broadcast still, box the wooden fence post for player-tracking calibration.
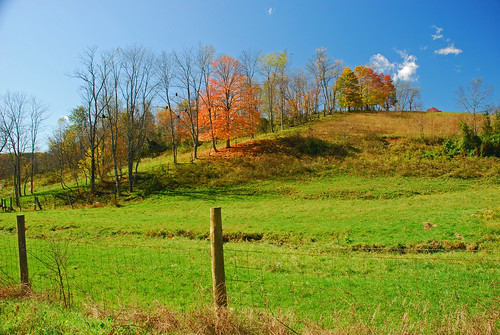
[17,215,30,292]
[210,207,227,309]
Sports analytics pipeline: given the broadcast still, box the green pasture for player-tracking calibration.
[1,175,498,248]
[0,174,499,331]
[0,234,498,330]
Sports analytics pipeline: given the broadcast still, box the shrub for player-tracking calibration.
[443,138,462,157]
[443,115,500,158]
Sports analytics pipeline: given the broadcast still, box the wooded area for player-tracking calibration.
[0,45,496,203]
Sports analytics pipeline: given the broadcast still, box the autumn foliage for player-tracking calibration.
[199,55,261,148]
[337,66,395,112]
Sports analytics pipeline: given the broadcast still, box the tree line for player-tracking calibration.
[0,45,427,202]
[0,92,47,206]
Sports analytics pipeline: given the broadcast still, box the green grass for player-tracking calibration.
[0,298,120,334]
[1,176,498,248]
[0,175,499,332]
[0,233,498,332]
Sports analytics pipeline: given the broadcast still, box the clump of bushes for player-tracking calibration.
[444,112,500,157]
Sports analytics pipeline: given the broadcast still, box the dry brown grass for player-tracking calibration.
[310,111,468,140]
[156,111,498,192]
[79,301,499,335]
[83,303,296,335]
[2,289,497,334]
[0,285,24,299]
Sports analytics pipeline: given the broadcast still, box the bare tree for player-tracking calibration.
[73,46,110,194]
[239,49,262,137]
[239,49,261,87]
[173,45,211,159]
[28,96,48,194]
[0,105,8,153]
[287,69,318,125]
[197,45,216,152]
[120,46,157,191]
[0,91,29,205]
[102,48,123,197]
[307,48,342,116]
[395,81,421,112]
[457,78,494,135]
[157,51,180,162]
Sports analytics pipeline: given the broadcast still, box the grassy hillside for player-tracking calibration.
[0,111,499,334]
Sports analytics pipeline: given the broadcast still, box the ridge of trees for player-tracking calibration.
[2,45,496,204]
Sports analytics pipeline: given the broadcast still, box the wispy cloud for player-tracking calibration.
[435,44,463,55]
[267,7,273,15]
[370,54,395,73]
[370,50,419,82]
[431,25,462,56]
[432,25,444,40]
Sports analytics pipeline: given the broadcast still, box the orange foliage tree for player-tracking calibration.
[354,65,395,111]
[381,74,396,110]
[200,55,261,149]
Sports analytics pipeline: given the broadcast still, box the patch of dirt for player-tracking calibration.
[423,222,437,230]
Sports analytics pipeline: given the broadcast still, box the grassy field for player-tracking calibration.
[1,175,498,248]
[0,112,499,334]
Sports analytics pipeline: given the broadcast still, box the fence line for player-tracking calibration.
[0,213,498,325]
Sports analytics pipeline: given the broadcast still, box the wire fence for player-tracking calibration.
[0,228,499,324]
[225,245,499,321]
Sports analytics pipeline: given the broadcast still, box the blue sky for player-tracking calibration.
[1,0,499,148]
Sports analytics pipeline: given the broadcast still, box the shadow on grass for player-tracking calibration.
[158,184,266,201]
[229,134,358,158]
[133,135,361,198]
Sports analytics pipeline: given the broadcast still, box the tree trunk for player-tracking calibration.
[208,108,218,153]
[128,149,134,192]
[90,144,96,193]
[169,109,177,163]
[133,156,141,190]
[111,144,122,197]
[30,151,35,194]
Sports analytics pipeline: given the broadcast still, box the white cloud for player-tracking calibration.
[431,25,463,56]
[432,25,444,40]
[394,50,419,82]
[267,7,273,15]
[435,44,463,55]
[370,50,419,82]
[369,54,395,73]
